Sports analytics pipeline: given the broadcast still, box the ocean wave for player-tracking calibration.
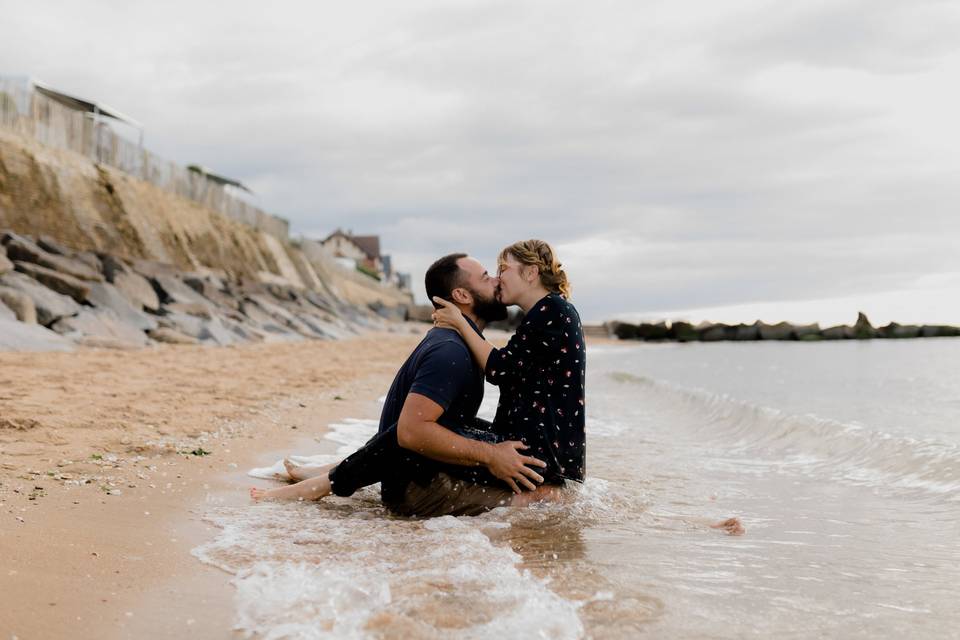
[608,371,960,498]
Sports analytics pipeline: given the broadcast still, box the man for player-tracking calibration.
[251,253,549,515]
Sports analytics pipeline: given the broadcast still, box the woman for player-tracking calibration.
[250,239,585,509]
[432,239,586,489]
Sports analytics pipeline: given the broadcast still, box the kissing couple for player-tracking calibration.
[251,238,586,515]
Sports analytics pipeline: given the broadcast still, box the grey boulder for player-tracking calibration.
[14,261,91,303]
[2,232,102,282]
[0,271,80,325]
[74,251,103,274]
[0,286,37,324]
[0,318,75,352]
[0,246,12,275]
[153,274,211,307]
[101,255,161,311]
[147,327,199,345]
[36,235,71,255]
[0,297,14,320]
[114,269,161,311]
[85,281,158,331]
[51,308,151,347]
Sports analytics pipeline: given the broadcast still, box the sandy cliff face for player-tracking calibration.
[0,128,279,277]
[0,128,412,310]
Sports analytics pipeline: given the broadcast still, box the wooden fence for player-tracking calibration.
[0,79,288,240]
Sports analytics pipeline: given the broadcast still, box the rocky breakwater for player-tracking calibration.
[609,312,960,344]
[0,231,402,352]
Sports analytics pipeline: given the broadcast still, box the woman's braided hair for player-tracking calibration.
[498,239,571,299]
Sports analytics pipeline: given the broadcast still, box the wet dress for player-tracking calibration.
[486,292,587,485]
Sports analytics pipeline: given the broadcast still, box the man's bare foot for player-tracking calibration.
[284,459,337,482]
[710,517,745,536]
[284,459,304,481]
[248,474,333,503]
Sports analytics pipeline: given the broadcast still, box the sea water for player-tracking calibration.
[194,338,960,638]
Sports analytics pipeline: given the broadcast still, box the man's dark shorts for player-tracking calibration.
[385,472,515,517]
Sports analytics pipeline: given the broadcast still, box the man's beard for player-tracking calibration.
[470,287,508,322]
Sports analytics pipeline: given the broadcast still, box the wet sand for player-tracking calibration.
[0,333,424,639]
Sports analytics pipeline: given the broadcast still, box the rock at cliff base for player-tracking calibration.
[0,286,37,324]
[147,327,199,345]
[0,247,12,275]
[113,269,160,311]
[130,259,178,280]
[0,318,75,352]
[163,301,213,319]
[243,295,301,329]
[0,271,80,325]
[196,316,244,346]
[14,261,91,303]
[51,308,151,347]
[2,232,102,282]
[152,274,211,306]
[73,336,145,350]
[183,274,240,311]
[157,311,205,338]
[0,297,15,320]
[74,251,103,274]
[36,235,70,255]
[85,281,158,331]
[295,313,339,339]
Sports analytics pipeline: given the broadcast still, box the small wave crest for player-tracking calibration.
[609,371,960,498]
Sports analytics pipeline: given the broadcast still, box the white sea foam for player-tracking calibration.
[193,501,584,639]
[248,419,379,480]
[322,418,379,454]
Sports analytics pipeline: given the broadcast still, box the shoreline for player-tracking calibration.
[0,334,419,639]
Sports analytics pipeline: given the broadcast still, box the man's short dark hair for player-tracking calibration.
[425,253,468,308]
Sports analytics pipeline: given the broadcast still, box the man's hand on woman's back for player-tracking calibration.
[483,441,547,493]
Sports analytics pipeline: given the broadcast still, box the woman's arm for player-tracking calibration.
[433,296,558,386]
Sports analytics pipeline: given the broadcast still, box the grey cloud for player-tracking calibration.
[711,0,960,74]
[3,0,959,322]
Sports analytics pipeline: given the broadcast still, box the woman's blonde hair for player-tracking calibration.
[498,239,571,299]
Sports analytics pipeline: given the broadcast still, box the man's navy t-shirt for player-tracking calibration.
[377,319,487,500]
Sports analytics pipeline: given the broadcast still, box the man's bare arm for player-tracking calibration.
[397,392,546,493]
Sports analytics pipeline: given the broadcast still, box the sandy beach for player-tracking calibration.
[6,333,957,638]
[0,332,424,639]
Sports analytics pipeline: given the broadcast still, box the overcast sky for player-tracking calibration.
[3,0,960,323]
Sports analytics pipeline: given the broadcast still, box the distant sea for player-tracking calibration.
[194,337,960,638]
[610,282,960,327]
